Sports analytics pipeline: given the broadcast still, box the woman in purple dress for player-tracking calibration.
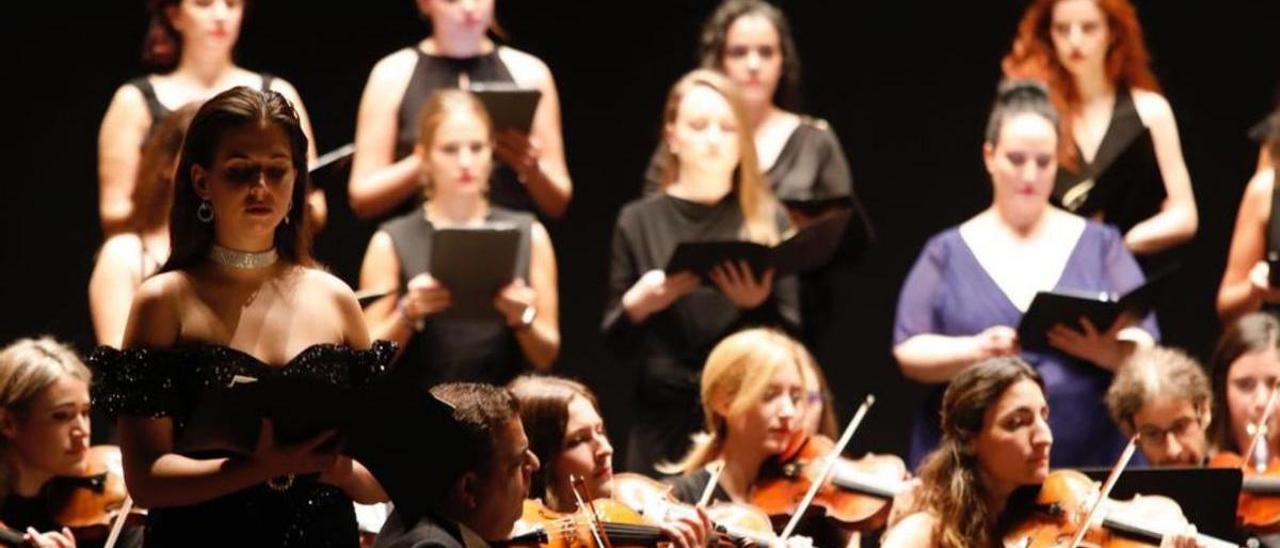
[893,81,1157,469]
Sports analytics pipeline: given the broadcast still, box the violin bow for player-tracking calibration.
[103,494,133,548]
[1243,379,1280,473]
[570,474,613,548]
[698,460,726,507]
[778,394,876,541]
[1067,436,1138,548]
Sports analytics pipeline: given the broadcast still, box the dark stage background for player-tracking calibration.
[5,2,1277,460]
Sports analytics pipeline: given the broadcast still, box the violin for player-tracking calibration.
[46,445,145,542]
[503,497,668,547]
[752,433,907,532]
[611,472,791,547]
[1003,469,1238,548]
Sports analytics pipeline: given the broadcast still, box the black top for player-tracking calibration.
[604,193,800,473]
[644,117,873,347]
[373,510,468,548]
[391,48,530,218]
[643,117,873,254]
[380,206,534,389]
[89,342,394,548]
[127,73,275,146]
[1053,87,1164,237]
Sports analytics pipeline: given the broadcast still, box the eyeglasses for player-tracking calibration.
[1136,415,1202,447]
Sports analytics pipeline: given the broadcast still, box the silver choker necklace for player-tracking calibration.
[208,245,279,269]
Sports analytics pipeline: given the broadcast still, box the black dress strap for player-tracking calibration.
[126,76,172,126]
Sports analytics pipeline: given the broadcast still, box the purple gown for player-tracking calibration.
[893,221,1157,469]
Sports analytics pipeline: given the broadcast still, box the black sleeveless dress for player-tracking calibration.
[1053,88,1166,256]
[380,206,534,389]
[89,342,395,548]
[388,48,531,219]
[127,73,276,145]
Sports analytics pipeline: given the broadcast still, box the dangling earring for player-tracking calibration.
[284,201,292,225]
[197,200,214,223]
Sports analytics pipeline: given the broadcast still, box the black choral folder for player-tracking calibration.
[1017,265,1177,353]
[468,83,542,134]
[308,143,354,190]
[176,374,460,522]
[430,225,521,322]
[664,207,853,278]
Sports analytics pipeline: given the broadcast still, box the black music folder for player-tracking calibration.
[430,224,521,322]
[1017,265,1177,353]
[308,143,354,190]
[665,207,852,278]
[1078,467,1242,541]
[177,372,463,522]
[780,195,853,218]
[468,83,542,134]
[175,375,355,456]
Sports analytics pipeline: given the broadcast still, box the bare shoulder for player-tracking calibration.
[1131,89,1175,126]
[99,233,144,261]
[370,48,420,85]
[497,46,553,88]
[130,271,191,326]
[103,82,152,125]
[1243,167,1276,217]
[294,267,360,309]
[135,270,189,302]
[881,511,938,547]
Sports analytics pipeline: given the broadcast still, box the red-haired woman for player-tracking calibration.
[1003,0,1195,260]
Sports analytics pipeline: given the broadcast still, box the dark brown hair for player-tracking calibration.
[697,0,801,111]
[131,103,199,233]
[430,383,521,488]
[1209,313,1280,452]
[162,86,313,273]
[912,357,1044,548]
[507,375,600,507]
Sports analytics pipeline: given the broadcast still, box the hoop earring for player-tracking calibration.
[197,200,214,223]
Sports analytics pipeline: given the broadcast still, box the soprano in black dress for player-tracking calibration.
[90,342,394,548]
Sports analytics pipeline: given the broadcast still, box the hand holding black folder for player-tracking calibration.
[664,207,853,279]
[429,224,521,322]
[175,376,354,456]
[468,83,542,134]
[1017,266,1176,353]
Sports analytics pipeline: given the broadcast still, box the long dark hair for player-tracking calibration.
[697,0,802,111]
[131,102,199,234]
[911,357,1044,548]
[507,375,601,508]
[1209,312,1280,453]
[163,86,313,273]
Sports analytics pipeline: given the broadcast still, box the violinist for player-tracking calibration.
[375,383,540,548]
[1204,312,1280,544]
[1209,313,1280,467]
[0,337,139,548]
[883,356,1201,547]
[1105,347,1212,467]
[881,356,1053,548]
[660,328,844,547]
[506,375,712,548]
